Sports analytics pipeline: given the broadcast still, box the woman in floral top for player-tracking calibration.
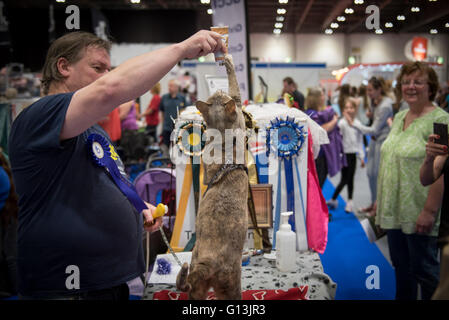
[375,62,449,300]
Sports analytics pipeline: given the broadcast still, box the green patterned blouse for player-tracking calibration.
[376,107,449,235]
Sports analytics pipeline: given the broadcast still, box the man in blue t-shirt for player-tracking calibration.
[8,30,224,299]
[160,79,186,148]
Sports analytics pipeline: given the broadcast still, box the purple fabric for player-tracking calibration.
[306,107,346,177]
[134,168,176,230]
[134,168,176,204]
[121,104,139,130]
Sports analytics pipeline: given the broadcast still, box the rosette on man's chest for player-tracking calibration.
[87,133,112,167]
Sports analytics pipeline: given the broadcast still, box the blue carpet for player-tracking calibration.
[319,179,396,300]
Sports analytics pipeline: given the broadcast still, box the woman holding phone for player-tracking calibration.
[374,61,449,300]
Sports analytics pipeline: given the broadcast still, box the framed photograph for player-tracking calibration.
[248,184,273,229]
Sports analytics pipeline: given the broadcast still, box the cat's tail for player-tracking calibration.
[176,262,191,292]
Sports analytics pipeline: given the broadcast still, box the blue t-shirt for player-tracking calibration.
[8,93,144,296]
[160,93,186,132]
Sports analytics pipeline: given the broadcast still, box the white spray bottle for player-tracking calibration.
[276,211,297,272]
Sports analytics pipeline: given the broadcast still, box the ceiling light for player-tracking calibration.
[445,22,449,28]
[411,7,420,12]
[397,15,406,21]
[200,0,210,4]
[385,22,393,28]
[276,16,285,22]
[277,8,287,15]
[430,29,438,34]
[325,29,333,34]
[275,23,283,28]
[375,29,383,34]
[130,0,140,3]
[273,28,281,34]
[56,0,66,2]
[330,23,339,29]
[354,0,364,4]
[207,8,213,14]
[337,16,346,22]
[279,0,289,3]
[345,8,354,14]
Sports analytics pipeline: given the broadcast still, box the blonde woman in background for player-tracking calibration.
[305,87,346,192]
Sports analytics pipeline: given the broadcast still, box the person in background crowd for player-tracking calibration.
[283,77,305,110]
[327,97,365,213]
[375,61,449,300]
[119,100,139,132]
[98,107,121,143]
[8,30,223,300]
[0,150,18,298]
[140,83,161,144]
[420,132,449,300]
[346,77,393,216]
[305,87,346,189]
[337,84,351,116]
[384,78,397,102]
[160,79,186,148]
[356,84,371,126]
[436,83,449,112]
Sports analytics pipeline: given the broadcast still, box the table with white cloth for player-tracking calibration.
[142,251,336,300]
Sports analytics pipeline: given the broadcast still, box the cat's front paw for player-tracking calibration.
[224,54,233,67]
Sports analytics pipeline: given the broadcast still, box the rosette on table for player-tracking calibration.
[266,116,307,249]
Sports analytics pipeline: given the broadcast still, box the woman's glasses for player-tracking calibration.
[400,79,428,87]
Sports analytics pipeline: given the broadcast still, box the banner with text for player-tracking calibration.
[212,0,249,102]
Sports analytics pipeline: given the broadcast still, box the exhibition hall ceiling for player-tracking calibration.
[6,0,449,34]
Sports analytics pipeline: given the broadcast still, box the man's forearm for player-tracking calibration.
[62,43,184,140]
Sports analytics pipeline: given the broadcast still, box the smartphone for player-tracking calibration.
[434,122,448,146]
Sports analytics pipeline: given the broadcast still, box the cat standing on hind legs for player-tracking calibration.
[176,54,248,300]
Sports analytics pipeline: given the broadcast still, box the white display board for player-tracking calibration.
[244,103,310,252]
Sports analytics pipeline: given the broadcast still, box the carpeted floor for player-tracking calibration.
[319,179,396,300]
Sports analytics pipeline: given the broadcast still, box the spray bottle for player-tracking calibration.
[276,211,297,272]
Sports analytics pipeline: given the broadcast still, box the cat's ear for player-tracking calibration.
[225,99,236,115]
[196,100,211,117]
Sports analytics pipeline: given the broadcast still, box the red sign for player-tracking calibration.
[412,37,428,61]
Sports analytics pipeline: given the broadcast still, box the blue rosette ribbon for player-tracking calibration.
[266,117,307,249]
[87,133,147,213]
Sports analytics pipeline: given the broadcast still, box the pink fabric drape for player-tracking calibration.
[306,130,328,254]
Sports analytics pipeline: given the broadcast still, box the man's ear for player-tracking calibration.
[225,99,236,115]
[56,57,71,78]
[196,100,211,117]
